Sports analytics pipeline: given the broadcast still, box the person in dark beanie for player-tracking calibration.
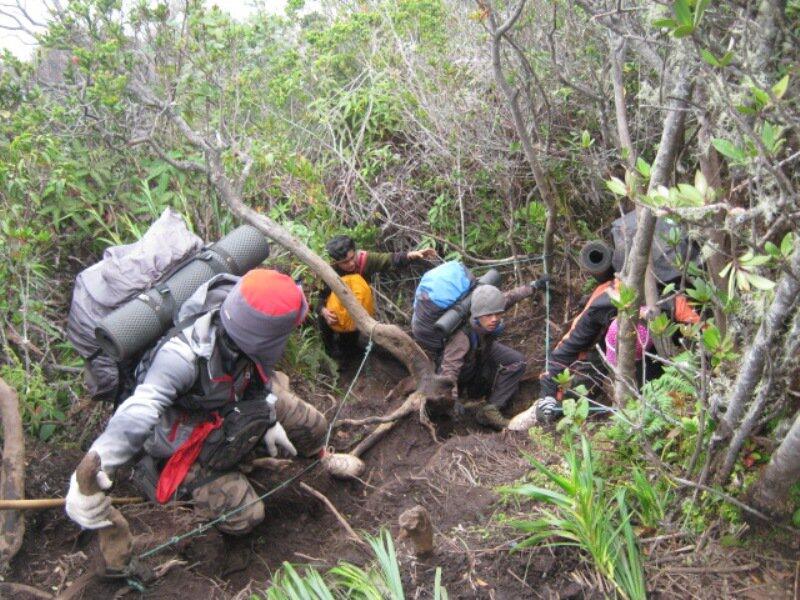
[318,234,436,359]
[413,274,548,430]
[65,269,328,539]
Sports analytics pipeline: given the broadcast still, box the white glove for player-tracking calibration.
[264,422,297,457]
[65,470,114,529]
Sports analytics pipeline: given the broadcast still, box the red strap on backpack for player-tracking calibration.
[156,412,223,503]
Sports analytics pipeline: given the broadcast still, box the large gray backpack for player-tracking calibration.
[66,209,205,403]
[67,209,271,405]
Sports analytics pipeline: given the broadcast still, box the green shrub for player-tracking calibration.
[264,530,448,599]
[502,436,646,600]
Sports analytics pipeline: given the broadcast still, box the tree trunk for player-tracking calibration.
[487,0,557,274]
[613,75,694,404]
[711,240,800,472]
[609,35,635,169]
[749,410,800,517]
[695,85,730,337]
[0,377,25,566]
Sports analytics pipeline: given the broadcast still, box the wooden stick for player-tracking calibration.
[299,482,367,548]
[0,496,144,511]
[663,563,758,574]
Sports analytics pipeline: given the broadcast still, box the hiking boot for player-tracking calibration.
[475,404,509,431]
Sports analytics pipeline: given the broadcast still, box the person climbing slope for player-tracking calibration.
[535,277,701,423]
[411,260,549,430]
[66,269,327,536]
[318,234,436,358]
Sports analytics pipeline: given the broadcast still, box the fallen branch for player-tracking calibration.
[0,497,144,511]
[662,563,758,574]
[298,482,367,549]
[671,476,800,534]
[0,376,25,566]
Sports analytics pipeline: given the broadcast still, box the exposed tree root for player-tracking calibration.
[338,392,422,427]
[398,505,434,557]
[299,483,367,549]
[75,452,133,574]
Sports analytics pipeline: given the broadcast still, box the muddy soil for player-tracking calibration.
[4,284,798,599]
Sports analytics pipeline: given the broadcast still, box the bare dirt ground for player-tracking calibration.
[4,289,798,599]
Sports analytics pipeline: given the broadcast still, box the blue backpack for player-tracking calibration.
[414,261,472,310]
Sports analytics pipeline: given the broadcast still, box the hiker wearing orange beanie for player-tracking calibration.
[66,269,326,536]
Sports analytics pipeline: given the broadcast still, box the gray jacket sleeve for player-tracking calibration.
[89,337,198,471]
[503,285,534,308]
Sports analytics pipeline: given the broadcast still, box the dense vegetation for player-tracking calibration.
[1,0,798,596]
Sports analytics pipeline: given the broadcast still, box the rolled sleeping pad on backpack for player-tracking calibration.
[434,268,502,337]
[94,225,270,361]
[579,240,613,277]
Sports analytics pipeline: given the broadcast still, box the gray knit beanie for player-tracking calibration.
[471,285,506,318]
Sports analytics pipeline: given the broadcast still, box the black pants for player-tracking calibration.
[318,313,361,359]
[458,343,526,410]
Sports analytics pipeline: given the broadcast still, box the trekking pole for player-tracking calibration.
[0,496,144,511]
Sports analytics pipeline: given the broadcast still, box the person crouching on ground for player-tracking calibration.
[317,234,437,359]
[65,269,327,537]
[413,270,549,430]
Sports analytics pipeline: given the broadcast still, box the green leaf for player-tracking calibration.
[39,423,56,441]
[764,242,780,257]
[606,177,627,196]
[711,138,746,163]
[694,0,710,26]
[745,273,776,291]
[781,232,794,257]
[750,86,770,107]
[702,325,721,351]
[673,0,692,26]
[700,48,720,67]
[718,51,733,67]
[636,157,651,178]
[761,121,778,154]
[652,17,678,29]
[771,74,789,100]
[677,183,705,206]
[672,24,695,38]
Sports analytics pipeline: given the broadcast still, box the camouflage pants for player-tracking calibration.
[184,465,264,536]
